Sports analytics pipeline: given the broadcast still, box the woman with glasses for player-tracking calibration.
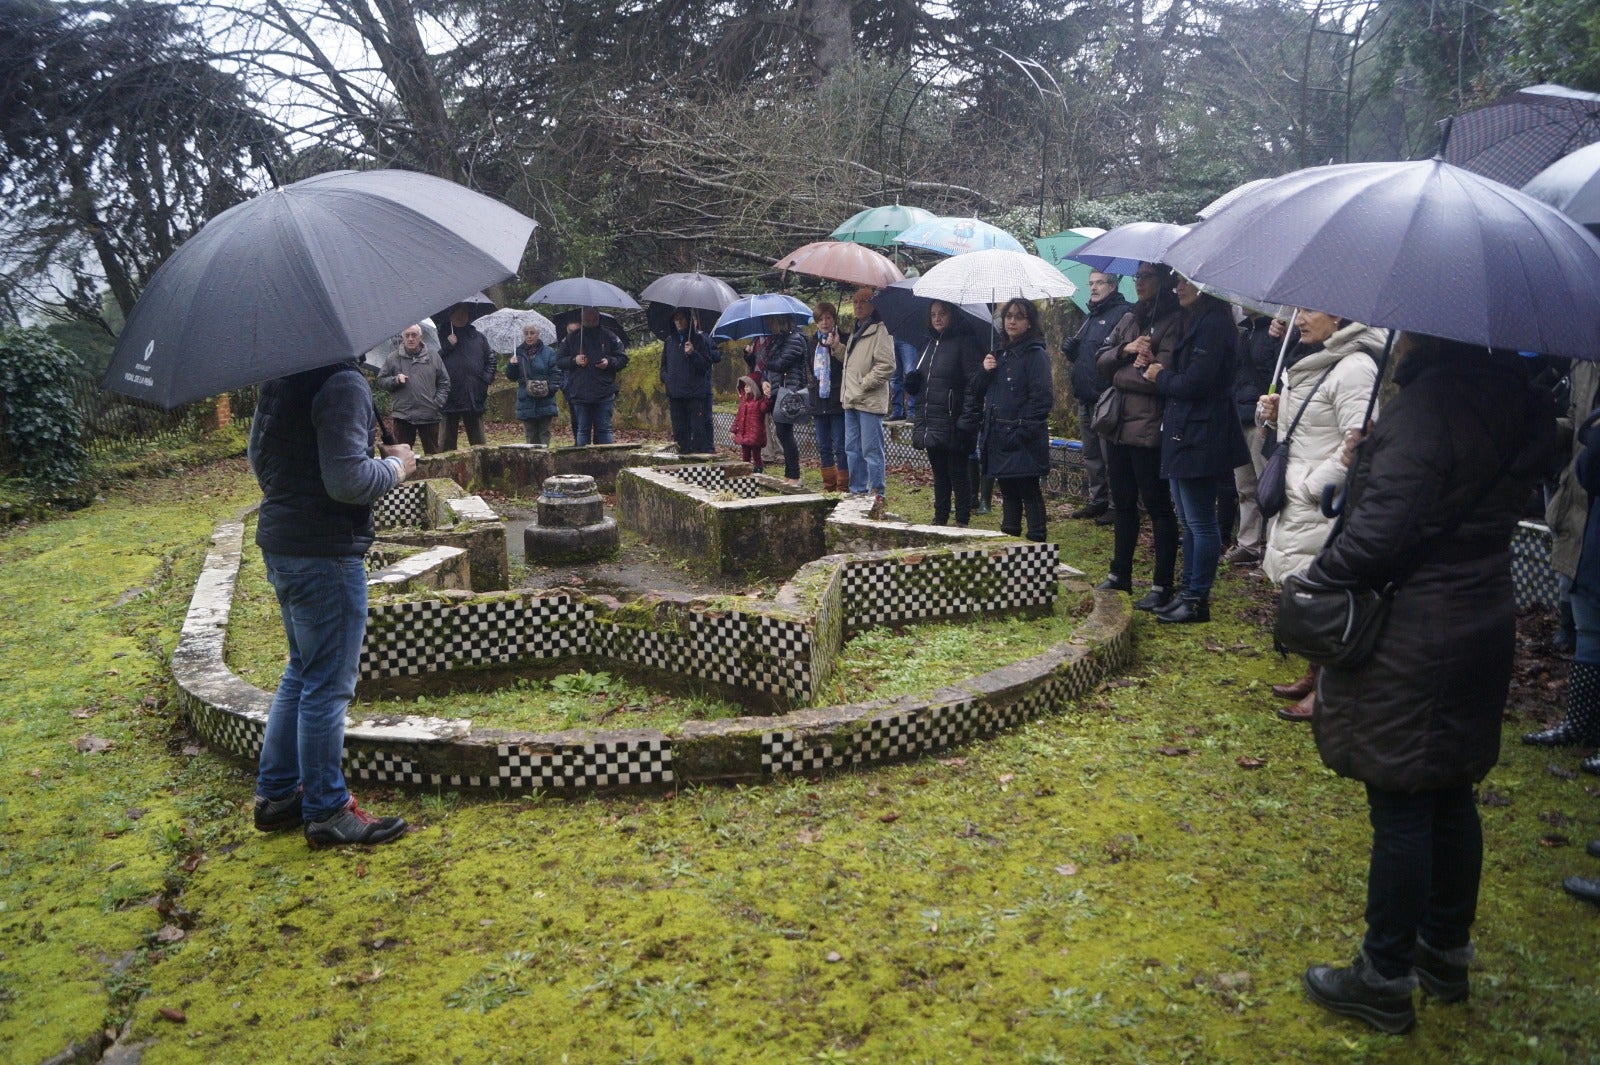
[907,300,986,526]
[962,298,1053,541]
[1094,262,1182,610]
[1137,277,1251,623]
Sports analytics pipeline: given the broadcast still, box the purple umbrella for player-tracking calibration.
[1443,83,1600,190]
[1164,158,1600,360]
[1067,222,1189,275]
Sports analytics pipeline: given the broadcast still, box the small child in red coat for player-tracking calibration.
[732,374,769,472]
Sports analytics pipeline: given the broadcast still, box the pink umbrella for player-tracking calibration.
[774,240,905,289]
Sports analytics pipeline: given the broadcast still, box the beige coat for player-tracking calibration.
[842,318,896,415]
[1545,357,1600,579]
[1262,322,1387,583]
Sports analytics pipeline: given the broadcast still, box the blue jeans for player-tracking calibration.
[889,340,917,419]
[844,409,886,495]
[813,412,846,469]
[1362,784,1481,979]
[572,397,615,445]
[258,552,368,822]
[1571,589,1600,665]
[1170,475,1223,601]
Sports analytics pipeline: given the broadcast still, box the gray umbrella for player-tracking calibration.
[101,170,536,408]
[639,272,739,313]
[526,276,641,310]
[1164,158,1600,360]
[1522,139,1600,229]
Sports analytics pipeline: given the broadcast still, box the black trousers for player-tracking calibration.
[392,418,442,455]
[1361,783,1481,979]
[440,411,485,452]
[669,396,712,453]
[1104,441,1176,588]
[772,420,800,479]
[929,448,972,525]
[997,475,1046,541]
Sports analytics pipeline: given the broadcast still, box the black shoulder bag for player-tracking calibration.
[1274,442,1516,669]
[1257,365,1335,520]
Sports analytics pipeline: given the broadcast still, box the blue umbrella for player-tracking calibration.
[1165,158,1600,360]
[871,280,992,350]
[709,294,814,341]
[526,276,641,309]
[1034,228,1137,309]
[1066,222,1189,275]
[893,216,1025,257]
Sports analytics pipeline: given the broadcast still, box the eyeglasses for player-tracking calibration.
[1134,271,1160,281]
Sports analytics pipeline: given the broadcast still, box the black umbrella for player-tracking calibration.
[429,291,496,337]
[525,276,641,310]
[549,308,629,347]
[644,304,721,341]
[101,170,536,409]
[872,279,992,350]
[1443,83,1600,190]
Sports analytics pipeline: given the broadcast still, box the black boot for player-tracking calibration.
[1523,661,1600,746]
[1412,937,1472,1003]
[977,475,995,515]
[1096,575,1132,594]
[1303,952,1417,1035]
[1156,596,1210,624]
[1564,875,1600,906]
[1132,586,1172,612]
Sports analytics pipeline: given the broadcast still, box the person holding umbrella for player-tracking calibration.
[249,360,416,847]
[558,308,629,445]
[759,314,809,484]
[438,303,496,450]
[377,323,451,455]
[660,309,720,454]
[505,323,562,446]
[809,301,849,491]
[1094,263,1182,611]
[841,287,897,500]
[961,298,1053,541]
[1136,277,1250,623]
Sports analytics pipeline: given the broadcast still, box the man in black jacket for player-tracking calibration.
[1062,272,1131,521]
[438,304,495,451]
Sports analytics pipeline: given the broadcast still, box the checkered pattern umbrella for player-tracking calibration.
[1444,83,1600,190]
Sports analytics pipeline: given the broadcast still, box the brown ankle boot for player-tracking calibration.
[820,466,837,491]
[1272,666,1316,700]
[1277,689,1316,721]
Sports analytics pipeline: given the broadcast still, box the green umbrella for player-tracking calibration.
[831,204,936,247]
[1034,228,1138,311]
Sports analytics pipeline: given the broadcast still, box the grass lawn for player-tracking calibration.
[1,447,1596,1064]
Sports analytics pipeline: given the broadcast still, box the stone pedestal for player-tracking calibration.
[524,474,619,564]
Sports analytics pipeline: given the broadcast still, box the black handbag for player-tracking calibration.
[1274,443,1516,668]
[1258,365,1335,519]
[772,385,810,425]
[1090,387,1122,436]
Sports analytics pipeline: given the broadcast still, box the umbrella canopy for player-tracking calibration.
[362,318,441,373]
[1067,222,1190,275]
[872,279,993,349]
[893,216,1025,256]
[1522,139,1600,227]
[475,307,558,352]
[640,272,739,312]
[549,308,629,347]
[1197,178,1274,219]
[1164,158,1600,360]
[1034,228,1137,309]
[438,292,495,320]
[710,294,814,341]
[526,276,641,310]
[645,304,721,340]
[1443,83,1600,190]
[909,249,1076,305]
[831,204,937,247]
[775,241,905,289]
[101,169,536,408]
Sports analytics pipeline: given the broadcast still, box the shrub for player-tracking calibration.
[0,328,91,491]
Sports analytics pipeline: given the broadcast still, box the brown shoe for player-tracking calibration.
[820,466,837,491]
[1277,691,1315,721]
[1271,667,1316,700]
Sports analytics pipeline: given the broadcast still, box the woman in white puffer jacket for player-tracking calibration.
[1259,311,1387,719]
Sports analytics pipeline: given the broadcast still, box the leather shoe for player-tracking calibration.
[1132,586,1173,612]
[1271,667,1316,700]
[1412,938,1471,1003]
[1156,597,1209,624]
[1303,954,1416,1035]
[1094,511,1116,526]
[1072,502,1109,520]
[1096,576,1132,594]
[1563,875,1600,907]
[1277,691,1315,721]
[1587,839,1600,859]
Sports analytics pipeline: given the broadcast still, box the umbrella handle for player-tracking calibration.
[373,401,396,447]
[1267,310,1298,395]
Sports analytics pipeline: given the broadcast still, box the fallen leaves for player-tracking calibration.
[1155,746,1191,757]
[157,1007,186,1024]
[1236,756,1268,770]
[74,735,114,754]
[1053,863,1079,877]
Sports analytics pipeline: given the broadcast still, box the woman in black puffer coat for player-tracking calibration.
[962,298,1053,542]
[907,301,986,525]
[759,314,809,483]
[1299,337,1556,1034]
